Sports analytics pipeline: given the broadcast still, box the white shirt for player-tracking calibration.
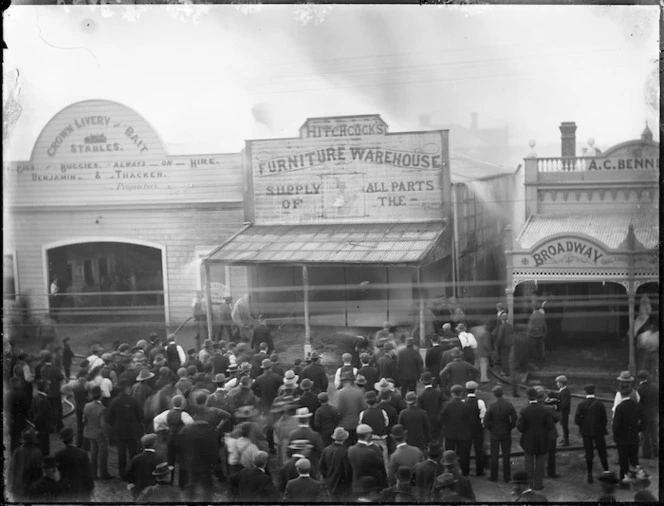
[458,331,477,349]
[153,408,194,432]
[359,408,389,428]
[334,366,358,389]
[50,282,60,295]
[612,390,640,417]
[87,354,104,371]
[168,343,186,365]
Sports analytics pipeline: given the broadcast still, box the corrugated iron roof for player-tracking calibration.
[516,212,660,250]
[207,221,446,265]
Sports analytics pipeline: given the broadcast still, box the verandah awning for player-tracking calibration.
[205,221,449,266]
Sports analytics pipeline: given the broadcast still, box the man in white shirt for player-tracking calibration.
[334,354,358,390]
[87,345,105,371]
[456,324,477,364]
[464,381,487,476]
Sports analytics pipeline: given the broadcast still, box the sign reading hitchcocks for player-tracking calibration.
[246,115,450,224]
[4,100,242,207]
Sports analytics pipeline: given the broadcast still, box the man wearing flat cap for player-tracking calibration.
[574,384,609,484]
[319,427,353,501]
[347,424,388,499]
[283,458,326,502]
[484,384,517,483]
[635,369,658,460]
[516,387,554,490]
[440,384,473,476]
[397,337,423,398]
[126,433,160,498]
[511,470,548,502]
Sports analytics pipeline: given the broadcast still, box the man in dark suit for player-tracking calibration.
[7,376,31,454]
[288,407,325,477]
[493,313,513,377]
[54,427,94,502]
[414,441,444,502]
[27,456,63,502]
[574,384,609,484]
[424,334,445,388]
[396,337,423,397]
[484,384,517,483]
[126,433,160,499]
[319,427,353,501]
[347,424,388,499]
[250,342,269,379]
[312,393,341,447]
[105,381,144,479]
[229,451,279,502]
[439,384,473,475]
[387,424,424,485]
[516,387,553,490]
[612,382,644,485]
[250,315,274,355]
[358,353,379,393]
[283,457,326,501]
[38,352,65,433]
[418,371,444,431]
[377,342,397,382]
[464,380,487,476]
[297,379,321,415]
[636,370,658,460]
[30,379,53,456]
[179,419,219,501]
[552,375,571,446]
[301,351,328,394]
[439,349,479,395]
[398,391,431,452]
[251,359,283,414]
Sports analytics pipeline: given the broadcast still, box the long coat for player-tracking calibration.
[439,398,472,440]
[398,405,431,451]
[417,386,444,429]
[414,459,444,502]
[612,398,644,445]
[396,347,423,382]
[229,467,279,502]
[319,442,353,499]
[347,442,388,495]
[8,443,43,499]
[54,444,94,501]
[105,393,144,441]
[574,397,608,437]
[125,450,159,498]
[424,345,444,382]
[301,362,329,394]
[516,402,554,456]
[284,475,325,502]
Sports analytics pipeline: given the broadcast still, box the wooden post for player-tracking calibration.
[627,224,636,375]
[303,265,311,357]
[204,261,214,342]
[417,267,425,346]
[506,288,515,327]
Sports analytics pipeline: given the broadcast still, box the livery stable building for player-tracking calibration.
[203,114,518,352]
[3,99,246,330]
[505,122,659,373]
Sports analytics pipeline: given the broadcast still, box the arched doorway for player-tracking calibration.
[45,240,166,325]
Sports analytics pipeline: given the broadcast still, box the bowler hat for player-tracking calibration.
[152,462,174,477]
[238,362,252,373]
[583,384,596,395]
[390,424,406,439]
[261,359,273,369]
[434,472,458,489]
[300,378,313,390]
[512,471,530,484]
[492,385,504,395]
[355,374,367,386]
[598,471,619,485]
[616,371,634,382]
[214,373,227,384]
[636,370,651,381]
[404,391,417,404]
[384,341,395,350]
[421,372,433,384]
[269,353,279,362]
[442,450,458,465]
[332,427,349,441]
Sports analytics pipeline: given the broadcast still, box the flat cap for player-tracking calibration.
[465,380,478,390]
[555,375,567,383]
[356,424,373,435]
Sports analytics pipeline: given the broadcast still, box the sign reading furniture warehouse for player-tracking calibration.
[246,115,451,224]
[4,100,241,207]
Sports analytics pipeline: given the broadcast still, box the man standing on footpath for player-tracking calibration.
[516,387,553,491]
[484,384,517,483]
[439,384,473,476]
[553,375,571,446]
[574,384,609,484]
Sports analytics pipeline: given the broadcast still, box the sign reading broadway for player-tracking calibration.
[247,115,450,224]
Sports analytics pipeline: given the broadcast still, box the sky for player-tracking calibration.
[3,4,660,163]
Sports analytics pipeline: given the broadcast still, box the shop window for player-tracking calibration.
[84,259,94,285]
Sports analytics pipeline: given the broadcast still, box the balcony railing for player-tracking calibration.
[536,157,589,172]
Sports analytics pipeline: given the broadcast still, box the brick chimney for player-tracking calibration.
[471,112,478,131]
[559,121,577,157]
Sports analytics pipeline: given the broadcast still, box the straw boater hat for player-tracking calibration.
[136,369,155,382]
[227,363,239,374]
[235,405,260,420]
[294,407,313,419]
[270,395,296,413]
[288,439,313,451]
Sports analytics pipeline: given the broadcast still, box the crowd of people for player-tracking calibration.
[4,311,659,503]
